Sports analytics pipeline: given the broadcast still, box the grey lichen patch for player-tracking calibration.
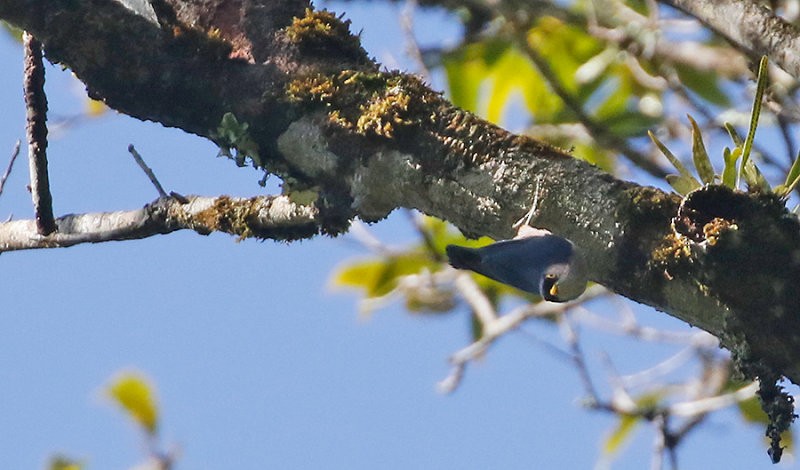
[351,149,416,221]
[277,117,339,178]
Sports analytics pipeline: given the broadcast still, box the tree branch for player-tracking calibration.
[23,31,56,235]
[2,0,800,384]
[0,195,319,251]
[0,140,21,197]
[660,0,800,77]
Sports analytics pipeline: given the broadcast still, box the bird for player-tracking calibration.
[445,227,588,302]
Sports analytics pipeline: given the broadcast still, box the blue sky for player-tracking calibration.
[0,3,789,469]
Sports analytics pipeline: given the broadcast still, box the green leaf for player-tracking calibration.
[107,371,159,435]
[648,131,696,181]
[47,456,83,470]
[528,17,604,96]
[785,153,800,188]
[666,174,701,195]
[674,63,730,106]
[724,122,744,148]
[0,21,23,43]
[603,110,660,138]
[593,75,632,120]
[742,159,771,193]
[487,49,533,123]
[738,395,768,424]
[740,56,769,183]
[604,414,640,455]
[443,40,510,113]
[572,142,615,171]
[738,395,795,452]
[687,115,715,184]
[332,253,435,298]
[776,152,800,198]
[722,146,739,189]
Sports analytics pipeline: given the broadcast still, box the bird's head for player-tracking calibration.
[539,251,588,302]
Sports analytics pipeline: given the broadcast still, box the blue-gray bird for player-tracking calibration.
[446,228,588,302]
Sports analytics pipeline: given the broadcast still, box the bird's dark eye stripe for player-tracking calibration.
[541,274,559,300]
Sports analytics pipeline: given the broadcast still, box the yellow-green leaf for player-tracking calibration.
[527,17,603,95]
[722,146,739,189]
[443,40,510,113]
[674,63,730,106]
[724,122,744,148]
[666,174,701,195]
[687,115,715,184]
[86,98,107,117]
[47,456,82,470]
[331,253,437,298]
[777,151,800,198]
[603,110,659,138]
[738,395,768,424]
[738,396,795,451]
[107,371,159,435]
[572,142,615,171]
[486,49,526,124]
[648,131,695,181]
[594,72,634,121]
[604,414,640,455]
[742,159,771,193]
[741,56,769,180]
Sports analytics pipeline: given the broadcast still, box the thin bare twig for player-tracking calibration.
[652,414,667,470]
[23,31,56,235]
[128,144,168,198]
[561,313,602,404]
[454,272,497,328]
[400,0,432,82]
[0,140,21,197]
[438,284,608,393]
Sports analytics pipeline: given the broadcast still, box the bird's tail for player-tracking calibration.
[445,245,483,271]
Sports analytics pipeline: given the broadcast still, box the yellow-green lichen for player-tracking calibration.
[356,89,413,138]
[702,217,737,246]
[284,8,365,61]
[286,74,336,103]
[193,196,259,240]
[651,232,692,267]
[286,71,424,139]
[166,21,233,61]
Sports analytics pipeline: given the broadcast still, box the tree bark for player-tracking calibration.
[2,0,800,384]
[661,0,800,77]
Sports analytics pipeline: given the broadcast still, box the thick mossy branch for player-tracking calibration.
[4,0,800,385]
[646,185,800,380]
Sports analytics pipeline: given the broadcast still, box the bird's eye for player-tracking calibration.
[541,274,559,301]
